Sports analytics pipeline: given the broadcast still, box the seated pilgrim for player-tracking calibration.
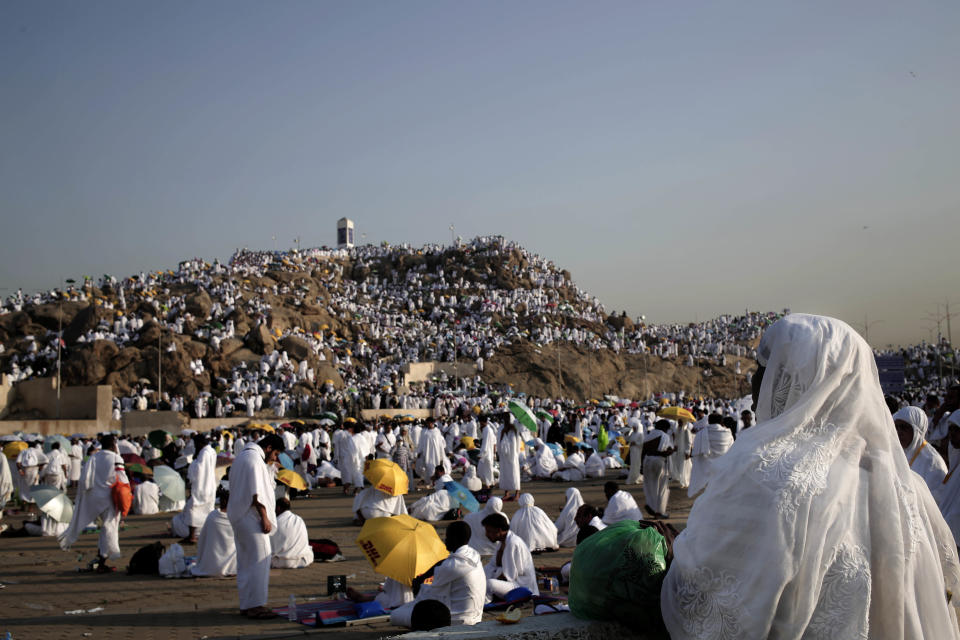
[191,488,237,577]
[353,485,408,525]
[409,467,457,521]
[601,481,642,525]
[510,493,559,552]
[270,498,314,568]
[481,513,539,601]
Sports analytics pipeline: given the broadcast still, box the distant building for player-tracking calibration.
[337,218,354,248]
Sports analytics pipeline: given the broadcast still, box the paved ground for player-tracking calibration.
[0,476,693,640]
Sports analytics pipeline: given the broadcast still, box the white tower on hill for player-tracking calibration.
[337,218,354,248]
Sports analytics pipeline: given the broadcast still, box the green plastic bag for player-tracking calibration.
[568,520,668,633]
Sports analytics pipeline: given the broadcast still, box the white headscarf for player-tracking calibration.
[510,493,558,552]
[464,496,507,556]
[893,406,929,460]
[554,487,584,547]
[662,314,960,640]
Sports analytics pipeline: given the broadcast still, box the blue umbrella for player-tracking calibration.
[444,480,480,513]
[278,452,295,471]
[545,442,563,457]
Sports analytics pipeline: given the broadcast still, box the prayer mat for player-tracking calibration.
[273,592,379,627]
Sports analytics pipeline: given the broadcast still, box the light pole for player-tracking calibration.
[449,224,455,247]
[157,331,162,410]
[56,278,75,420]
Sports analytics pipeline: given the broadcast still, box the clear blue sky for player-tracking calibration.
[2,1,958,347]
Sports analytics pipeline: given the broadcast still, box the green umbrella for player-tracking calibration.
[148,430,172,448]
[535,409,554,423]
[507,400,538,433]
[322,411,339,422]
[43,435,71,454]
[32,485,74,523]
[154,465,186,502]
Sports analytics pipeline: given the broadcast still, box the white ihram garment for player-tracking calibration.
[661,314,960,640]
[464,497,508,556]
[687,423,733,497]
[270,510,314,568]
[227,443,277,610]
[554,487,584,547]
[171,444,217,537]
[643,430,673,515]
[477,424,497,486]
[602,489,643,525]
[59,450,126,559]
[132,481,160,515]
[510,493,558,551]
[893,406,946,497]
[191,510,237,576]
[497,429,522,492]
[484,531,539,600]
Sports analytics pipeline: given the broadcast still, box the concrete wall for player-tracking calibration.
[2,377,112,422]
[402,362,478,385]
[0,375,13,419]
[122,410,187,437]
[0,419,104,437]
[360,408,433,421]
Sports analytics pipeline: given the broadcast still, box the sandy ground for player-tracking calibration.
[0,476,693,640]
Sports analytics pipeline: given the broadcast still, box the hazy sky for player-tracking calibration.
[2,1,958,347]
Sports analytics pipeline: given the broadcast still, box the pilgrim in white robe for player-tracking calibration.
[893,406,946,497]
[497,428,522,492]
[69,443,83,483]
[464,497,508,556]
[555,487,584,547]
[171,444,217,538]
[476,423,497,487]
[353,486,408,520]
[271,510,314,568]
[687,422,733,497]
[337,432,365,489]
[528,439,558,478]
[391,544,486,627]
[510,493,558,552]
[59,448,127,560]
[667,421,693,488]
[584,452,605,479]
[132,480,160,515]
[410,475,455,521]
[461,464,482,491]
[41,448,68,490]
[191,509,237,577]
[602,489,643,525]
[0,452,13,529]
[484,531,539,600]
[16,446,44,504]
[553,451,585,482]
[227,443,277,610]
[25,512,69,537]
[625,428,644,485]
[642,429,674,515]
[415,426,449,482]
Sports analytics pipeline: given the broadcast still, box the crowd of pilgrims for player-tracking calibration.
[5,313,960,635]
[1,236,796,420]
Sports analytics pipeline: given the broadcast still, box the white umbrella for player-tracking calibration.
[32,485,74,523]
[154,465,186,502]
[117,440,138,455]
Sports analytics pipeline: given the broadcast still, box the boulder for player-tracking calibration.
[219,337,243,356]
[280,336,312,361]
[30,302,86,332]
[64,305,109,345]
[244,324,274,355]
[62,340,120,385]
[185,290,213,319]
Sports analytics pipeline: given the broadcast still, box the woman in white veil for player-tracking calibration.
[555,487,585,548]
[661,314,960,639]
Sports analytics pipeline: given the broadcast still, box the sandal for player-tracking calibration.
[243,607,279,619]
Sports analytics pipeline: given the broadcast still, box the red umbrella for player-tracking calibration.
[122,453,147,465]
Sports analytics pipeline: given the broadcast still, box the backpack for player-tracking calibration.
[127,541,165,575]
[309,538,342,561]
[112,478,133,517]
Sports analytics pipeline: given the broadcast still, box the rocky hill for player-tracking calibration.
[0,239,766,413]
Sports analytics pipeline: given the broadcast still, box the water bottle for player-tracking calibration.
[287,594,297,622]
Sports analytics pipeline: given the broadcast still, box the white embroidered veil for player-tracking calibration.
[661,314,960,640]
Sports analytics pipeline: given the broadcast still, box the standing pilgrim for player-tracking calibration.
[687,413,733,497]
[476,416,497,488]
[642,420,676,518]
[228,434,283,619]
[415,419,448,486]
[625,422,645,485]
[172,434,217,543]
[59,435,128,573]
[893,406,946,495]
[497,419,522,502]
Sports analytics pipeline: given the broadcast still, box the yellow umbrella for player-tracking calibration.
[277,468,307,491]
[4,441,28,458]
[563,434,581,445]
[356,515,448,586]
[460,436,477,450]
[258,424,276,433]
[344,417,357,424]
[657,406,696,423]
[363,459,408,496]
